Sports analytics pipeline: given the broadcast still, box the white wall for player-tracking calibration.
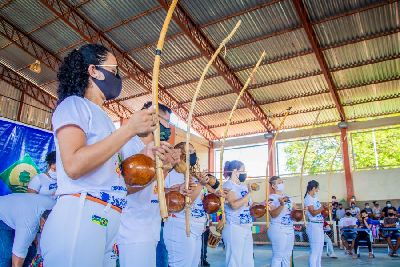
[247,168,400,206]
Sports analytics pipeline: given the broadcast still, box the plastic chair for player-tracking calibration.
[356,229,375,258]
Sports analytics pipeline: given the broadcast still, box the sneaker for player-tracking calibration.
[392,252,398,257]
[352,254,358,259]
[330,253,338,258]
[368,252,373,258]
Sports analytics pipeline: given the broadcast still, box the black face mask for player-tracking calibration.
[388,213,395,217]
[92,67,122,100]
[160,123,171,141]
[238,173,247,182]
[189,152,197,166]
[345,212,351,216]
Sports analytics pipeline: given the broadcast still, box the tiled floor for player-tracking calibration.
[205,245,400,267]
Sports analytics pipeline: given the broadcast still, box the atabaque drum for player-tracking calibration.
[121,154,155,186]
[207,226,222,248]
[250,204,266,218]
[291,209,304,222]
[165,191,185,213]
[202,193,221,214]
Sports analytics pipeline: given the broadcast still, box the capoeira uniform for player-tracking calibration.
[267,194,294,267]
[117,136,161,267]
[222,179,254,267]
[163,170,207,267]
[28,171,57,196]
[40,96,127,267]
[304,194,324,267]
[0,193,55,265]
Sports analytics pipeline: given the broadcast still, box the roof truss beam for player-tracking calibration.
[157,0,273,131]
[38,0,218,140]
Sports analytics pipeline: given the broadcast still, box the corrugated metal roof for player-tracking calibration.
[332,58,400,89]
[0,35,11,49]
[159,57,218,88]
[75,0,159,31]
[345,98,400,119]
[211,120,265,138]
[303,0,384,23]
[324,32,400,70]
[18,64,57,87]
[249,74,329,103]
[30,19,82,54]
[0,96,19,121]
[41,81,58,97]
[282,108,340,129]
[197,107,257,127]
[202,0,300,47]
[236,53,321,85]
[181,0,276,26]
[20,94,52,129]
[131,34,201,71]
[226,28,311,70]
[0,0,56,33]
[120,78,149,99]
[183,93,246,116]
[339,80,400,105]
[105,9,181,51]
[0,44,36,70]
[314,2,399,48]
[167,76,232,103]
[261,93,335,115]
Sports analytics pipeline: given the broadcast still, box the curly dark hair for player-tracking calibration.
[57,44,109,103]
[45,151,56,165]
[223,160,244,178]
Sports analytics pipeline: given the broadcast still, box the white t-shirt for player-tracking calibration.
[164,169,207,235]
[269,194,293,227]
[304,194,323,223]
[52,96,127,209]
[339,216,358,228]
[0,193,55,258]
[223,179,253,227]
[28,172,57,196]
[118,136,161,244]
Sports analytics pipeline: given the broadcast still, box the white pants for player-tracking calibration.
[324,233,334,255]
[306,222,324,267]
[119,241,157,267]
[40,194,121,267]
[267,224,294,267]
[222,223,254,267]
[163,219,203,267]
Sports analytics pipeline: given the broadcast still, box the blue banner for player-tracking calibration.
[0,118,55,195]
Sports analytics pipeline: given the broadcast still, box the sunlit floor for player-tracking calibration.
[205,245,400,267]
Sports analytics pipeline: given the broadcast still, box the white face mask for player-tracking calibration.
[276,183,285,192]
[48,169,56,180]
[387,204,392,208]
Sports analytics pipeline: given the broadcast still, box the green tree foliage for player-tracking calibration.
[280,136,342,175]
[279,127,400,175]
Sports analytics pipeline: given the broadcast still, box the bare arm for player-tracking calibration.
[12,254,24,267]
[307,205,324,216]
[226,191,250,210]
[58,109,156,179]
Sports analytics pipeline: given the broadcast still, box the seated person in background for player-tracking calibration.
[382,201,396,218]
[354,210,373,259]
[323,220,337,258]
[350,202,360,218]
[364,203,373,216]
[336,203,345,221]
[382,207,400,257]
[372,202,382,220]
[339,208,358,255]
[331,202,338,221]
